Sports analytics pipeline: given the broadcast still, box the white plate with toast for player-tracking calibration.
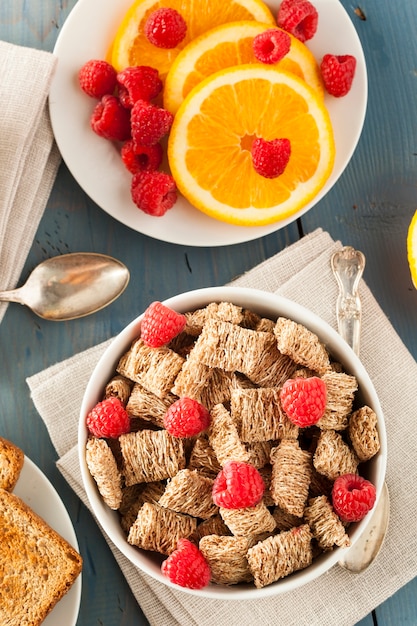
[13,457,82,626]
[50,0,367,246]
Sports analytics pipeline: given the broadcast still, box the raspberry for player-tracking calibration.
[144,8,187,49]
[130,99,174,147]
[277,0,318,43]
[131,170,177,217]
[320,54,357,97]
[280,376,327,427]
[161,538,211,589]
[140,301,186,347]
[90,95,131,142]
[78,59,117,98]
[252,28,291,64]
[164,397,210,438]
[332,473,377,522]
[117,66,163,107]
[212,460,265,509]
[121,140,163,174]
[251,137,291,178]
[86,396,130,438]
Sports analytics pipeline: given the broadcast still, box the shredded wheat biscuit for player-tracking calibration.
[191,319,274,379]
[348,405,380,462]
[305,495,350,549]
[270,439,312,517]
[187,437,222,477]
[257,466,275,506]
[247,524,313,588]
[119,482,165,534]
[208,404,250,466]
[254,317,275,333]
[246,441,274,469]
[220,501,276,537]
[191,516,231,543]
[184,301,244,336]
[313,430,359,480]
[272,506,303,532]
[0,437,24,492]
[317,370,358,430]
[309,466,333,499]
[128,502,196,555]
[117,338,184,399]
[172,354,234,408]
[196,368,235,409]
[199,535,255,585]
[274,317,330,374]
[159,469,218,519]
[126,383,176,428]
[104,375,133,405]
[243,333,297,387]
[306,495,349,550]
[230,387,298,443]
[86,437,122,510]
[120,429,186,486]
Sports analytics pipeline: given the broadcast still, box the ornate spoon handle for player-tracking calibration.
[331,245,390,573]
[331,246,365,354]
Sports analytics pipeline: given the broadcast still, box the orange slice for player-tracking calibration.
[164,21,324,115]
[111,0,276,77]
[407,209,417,288]
[168,65,335,226]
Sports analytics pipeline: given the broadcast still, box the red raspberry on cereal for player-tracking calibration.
[253,28,291,64]
[161,538,211,589]
[164,397,210,438]
[78,59,117,99]
[117,66,162,107]
[86,396,130,438]
[280,376,327,427]
[212,460,265,509]
[131,170,177,217]
[320,54,357,97]
[141,301,186,348]
[251,137,291,178]
[131,99,174,147]
[121,140,163,174]
[332,473,376,522]
[90,94,131,142]
[145,8,187,49]
[277,0,318,43]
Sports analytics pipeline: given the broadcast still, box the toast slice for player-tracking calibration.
[0,437,24,491]
[0,488,82,626]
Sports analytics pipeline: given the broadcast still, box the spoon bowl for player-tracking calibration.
[0,252,130,320]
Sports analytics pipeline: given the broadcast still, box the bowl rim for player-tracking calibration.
[78,286,387,599]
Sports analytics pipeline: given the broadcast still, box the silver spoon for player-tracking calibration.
[331,246,390,573]
[0,252,130,321]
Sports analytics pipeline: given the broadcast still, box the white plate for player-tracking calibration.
[50,0,367,246]
[13,456,82,626]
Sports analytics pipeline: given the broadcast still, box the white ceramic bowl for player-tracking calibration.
[78,287,387,599]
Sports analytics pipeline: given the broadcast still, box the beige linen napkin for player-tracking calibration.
[27,228,417,626]
[0,41,60,323]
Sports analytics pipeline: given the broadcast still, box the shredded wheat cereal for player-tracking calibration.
[85,300,381,590]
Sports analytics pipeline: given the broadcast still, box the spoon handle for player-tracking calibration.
[331,246,390,573]
[0,287,25,304]
[331,246,365,355]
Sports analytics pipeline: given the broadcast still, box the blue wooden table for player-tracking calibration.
[1,1,416,624]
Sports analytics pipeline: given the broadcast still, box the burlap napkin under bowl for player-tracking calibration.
[27,229,417,626]
[0,41,60,324]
